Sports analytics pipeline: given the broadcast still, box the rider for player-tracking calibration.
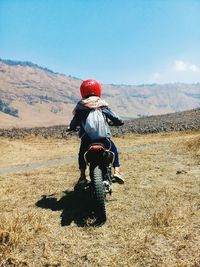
[69,79,125,184]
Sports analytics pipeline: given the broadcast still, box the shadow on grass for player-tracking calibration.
[36,182,105,227]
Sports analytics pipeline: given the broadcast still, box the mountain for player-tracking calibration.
[0,59,200,128]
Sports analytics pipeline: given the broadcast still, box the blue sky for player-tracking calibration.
[1,0,200,84]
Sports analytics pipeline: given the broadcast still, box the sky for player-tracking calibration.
[1,0,200,85]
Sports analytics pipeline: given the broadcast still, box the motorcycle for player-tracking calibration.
[66,122,117,223]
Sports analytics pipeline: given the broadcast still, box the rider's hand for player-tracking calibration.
[66,126,79,133]
[108,120,124,126]
[108,121,115,126]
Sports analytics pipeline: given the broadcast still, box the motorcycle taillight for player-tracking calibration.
[89,145,105,151]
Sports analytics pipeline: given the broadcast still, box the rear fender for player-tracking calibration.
[84,149,115,166]
[84,149,103,165]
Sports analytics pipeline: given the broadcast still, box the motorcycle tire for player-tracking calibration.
[91,165,106,222]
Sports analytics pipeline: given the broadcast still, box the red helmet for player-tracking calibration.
[80,79,101,98]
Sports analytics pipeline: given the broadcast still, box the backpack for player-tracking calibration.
[82,109,110,140]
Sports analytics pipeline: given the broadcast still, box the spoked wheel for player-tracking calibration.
[91,165,106,223]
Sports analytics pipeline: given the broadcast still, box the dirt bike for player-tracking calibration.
[66,126,115,223]
[66,120,120,223]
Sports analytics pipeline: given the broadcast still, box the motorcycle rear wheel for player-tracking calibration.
[91,165,106,222]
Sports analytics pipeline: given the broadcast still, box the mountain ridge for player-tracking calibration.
[1,58,200,87]
[0,58,62,76]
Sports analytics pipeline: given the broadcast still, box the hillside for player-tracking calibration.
[0,108,199,139]
[0,59,200,128]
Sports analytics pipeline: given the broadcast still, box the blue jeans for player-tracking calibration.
[78,136,120,169]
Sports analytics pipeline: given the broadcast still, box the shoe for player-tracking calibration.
[77,177,88,185]
[112,172,125,184]
[74,177,88,191]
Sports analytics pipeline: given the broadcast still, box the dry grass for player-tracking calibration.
[0,131,200,266]
[0,137,79,168]
[176,135,200,164]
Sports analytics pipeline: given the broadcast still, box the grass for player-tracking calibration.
[0,131,200,266]
[0,136,79,168]
[177,135,200,164]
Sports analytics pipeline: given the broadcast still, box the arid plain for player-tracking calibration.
[0,131,200,267]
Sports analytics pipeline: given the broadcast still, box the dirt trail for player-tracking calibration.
[0,143,165,176]
[0,156,76,176]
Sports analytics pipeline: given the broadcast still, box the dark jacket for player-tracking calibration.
[69,105,124,138]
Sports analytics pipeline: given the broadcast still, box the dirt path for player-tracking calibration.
[0,143,165,176]
[0,156,76,176]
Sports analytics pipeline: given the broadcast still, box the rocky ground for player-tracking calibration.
[0,108,199,139]
[121,107,200,134]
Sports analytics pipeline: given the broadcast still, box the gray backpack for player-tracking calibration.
[82,109,110,140]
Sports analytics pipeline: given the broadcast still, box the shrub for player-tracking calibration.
[0,99,18,117]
